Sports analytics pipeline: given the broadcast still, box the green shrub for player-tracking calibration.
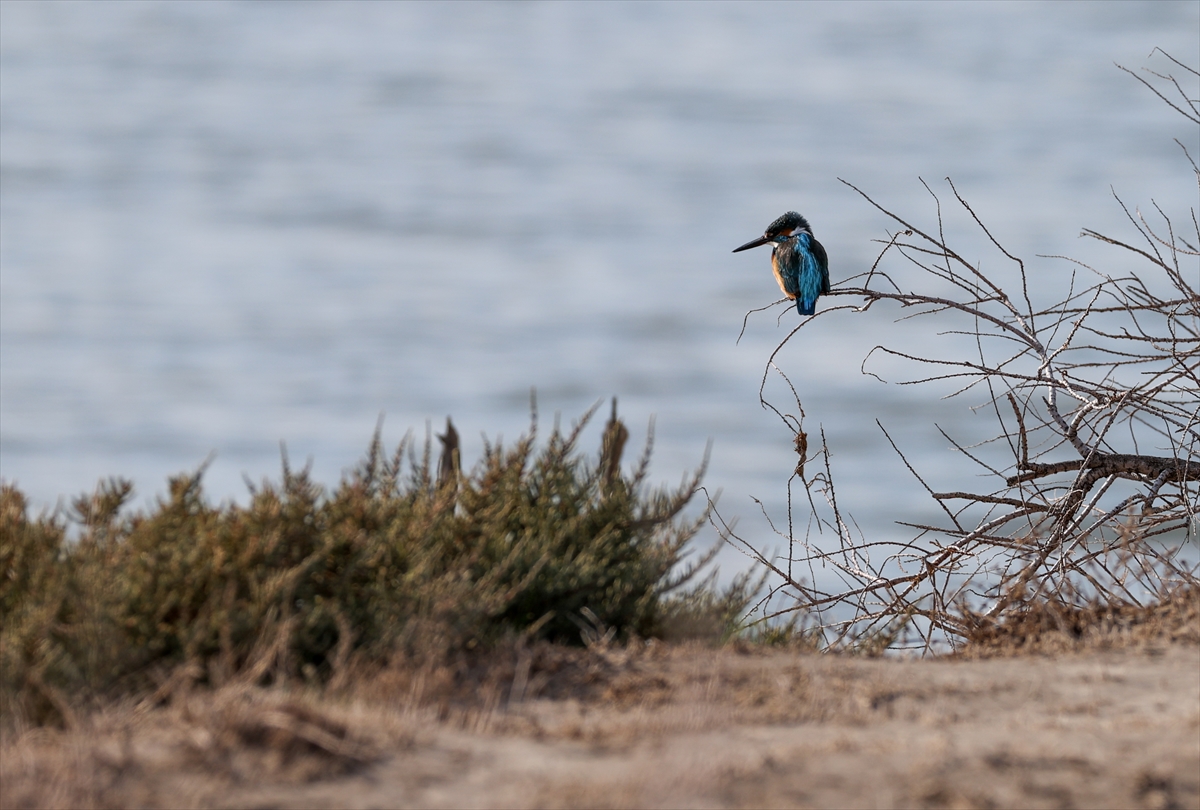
[1,405,743,725]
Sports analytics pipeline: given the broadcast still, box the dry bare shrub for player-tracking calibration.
[723,50,1200,652]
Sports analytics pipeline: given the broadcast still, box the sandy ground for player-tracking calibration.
[4,641,1198,810]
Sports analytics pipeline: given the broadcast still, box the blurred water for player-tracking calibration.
[2,1,1197,576]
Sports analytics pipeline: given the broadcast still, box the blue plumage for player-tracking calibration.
[733,211,830,316]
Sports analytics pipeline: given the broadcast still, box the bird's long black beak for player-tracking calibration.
[732,235,770,253]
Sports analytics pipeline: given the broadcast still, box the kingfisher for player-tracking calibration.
[733,211,830,316]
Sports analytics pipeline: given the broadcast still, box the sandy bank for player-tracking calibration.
[5,640,1198,809]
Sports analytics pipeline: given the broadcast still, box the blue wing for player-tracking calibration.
[794,234,829,316]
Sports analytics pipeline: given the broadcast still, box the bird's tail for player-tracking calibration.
[796,298,817,316]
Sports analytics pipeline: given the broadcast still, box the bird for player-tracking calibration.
[733,211,830,316]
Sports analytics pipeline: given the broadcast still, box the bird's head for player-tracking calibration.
[732,211,812,253]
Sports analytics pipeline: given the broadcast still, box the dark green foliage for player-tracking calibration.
[1,406,744,726]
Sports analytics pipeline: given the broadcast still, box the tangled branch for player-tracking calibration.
[724,52,1199,651]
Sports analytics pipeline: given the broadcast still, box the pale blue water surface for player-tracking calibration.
[2,1,1197,577]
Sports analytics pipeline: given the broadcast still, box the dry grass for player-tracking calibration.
[3,591,1197,809]
[0,641,875,809]
[962,585,1200,656]
[0,683,404,809]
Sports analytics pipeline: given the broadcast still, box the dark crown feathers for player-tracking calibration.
[765,211,811,237]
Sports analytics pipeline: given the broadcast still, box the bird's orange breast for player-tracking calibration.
[771,253,796,299]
